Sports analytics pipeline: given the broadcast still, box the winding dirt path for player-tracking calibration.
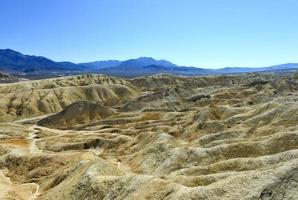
[27,128,42,154]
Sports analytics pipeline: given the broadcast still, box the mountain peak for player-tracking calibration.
[119,57,177,68]
[135,57,156,61]
[0,48,23,55]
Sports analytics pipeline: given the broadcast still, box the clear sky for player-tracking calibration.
[0,0,298,68]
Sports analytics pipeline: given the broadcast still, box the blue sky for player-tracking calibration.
[0,0,297,68]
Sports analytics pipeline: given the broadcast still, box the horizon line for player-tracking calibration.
[1,48,297,70]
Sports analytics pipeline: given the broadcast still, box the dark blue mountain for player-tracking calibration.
[0,49,82,73]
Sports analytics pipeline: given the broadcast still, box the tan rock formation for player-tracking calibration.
[0,73,297,199]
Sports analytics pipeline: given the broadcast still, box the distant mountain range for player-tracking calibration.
[80,57,177,69]
[0,49,297,79]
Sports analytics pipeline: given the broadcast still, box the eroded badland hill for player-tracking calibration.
[0,73,297,199]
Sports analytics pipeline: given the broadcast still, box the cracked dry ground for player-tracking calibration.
[0,73,297,200]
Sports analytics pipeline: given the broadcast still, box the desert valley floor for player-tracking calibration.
[0,73,297,200]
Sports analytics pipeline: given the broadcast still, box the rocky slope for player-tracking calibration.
[0,74,138,122]
[0,72,297,199]
[37,101,115,129]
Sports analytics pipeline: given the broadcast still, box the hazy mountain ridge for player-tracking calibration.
[0,49,297,79]
[80,60,121,69]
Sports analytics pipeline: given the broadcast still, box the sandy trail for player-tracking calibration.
[27,126,43,154]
